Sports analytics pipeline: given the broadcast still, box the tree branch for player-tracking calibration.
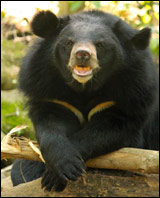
[1,125,159,174]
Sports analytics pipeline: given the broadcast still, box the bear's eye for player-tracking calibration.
[66,40,74,47]
[96,41,104,48]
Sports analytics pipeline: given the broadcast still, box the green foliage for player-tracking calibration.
[68,1,85,13]
[150,38,159,57]
[1,101,35,139]
[68,1,101,13]
[1,11,6,19]
[137,1,159,26]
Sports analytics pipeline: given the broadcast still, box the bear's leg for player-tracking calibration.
[11,159,45,186]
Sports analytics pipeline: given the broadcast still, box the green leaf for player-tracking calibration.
[150,38,159,56]
[141,14,151,24]
[93,1,101,8]
[1,11,6,19]
[69,1,84,12]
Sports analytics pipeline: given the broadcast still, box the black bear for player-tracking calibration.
[11,10,159,192]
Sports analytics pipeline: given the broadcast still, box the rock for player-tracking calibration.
[1,66,19,90]
[1,89,24,103]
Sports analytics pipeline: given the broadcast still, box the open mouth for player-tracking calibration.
[73,65,92,76]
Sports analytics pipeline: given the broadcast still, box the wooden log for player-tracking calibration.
[1,125,159,174]
[1,170,159,197]
[86,148,159,174]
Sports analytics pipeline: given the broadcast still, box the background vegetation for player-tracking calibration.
[1,1,159,139]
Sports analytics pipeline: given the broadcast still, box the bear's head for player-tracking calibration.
[31,10,151,87]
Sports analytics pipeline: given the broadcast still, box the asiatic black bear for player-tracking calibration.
[11,10,159,192]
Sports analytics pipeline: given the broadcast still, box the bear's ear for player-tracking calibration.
[31,10,69,38]
[131,28,151,50]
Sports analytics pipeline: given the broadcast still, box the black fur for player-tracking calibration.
[11,10,159,192]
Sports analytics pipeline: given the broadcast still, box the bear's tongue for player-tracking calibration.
[74,65,92,76]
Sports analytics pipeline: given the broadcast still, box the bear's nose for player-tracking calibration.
[75,50,91,61]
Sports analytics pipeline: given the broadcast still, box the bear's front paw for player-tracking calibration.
[41,167,67,192]
[42,148,85,192]
[53,149,85,181]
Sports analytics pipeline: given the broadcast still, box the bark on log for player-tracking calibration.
[1,128,159,174]
[1,170,159,197]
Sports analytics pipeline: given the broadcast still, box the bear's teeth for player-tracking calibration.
[75,65,91,71]
[74,65,92,76]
